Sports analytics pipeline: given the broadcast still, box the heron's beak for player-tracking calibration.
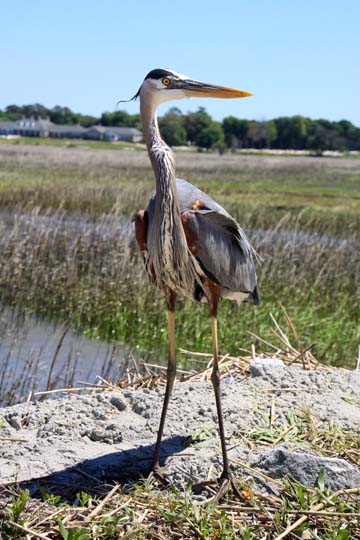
[180,79,252,99]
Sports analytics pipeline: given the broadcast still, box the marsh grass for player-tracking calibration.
[0,135,145,152]
[0,144,359,367]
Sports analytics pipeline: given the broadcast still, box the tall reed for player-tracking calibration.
[0,203,358,367]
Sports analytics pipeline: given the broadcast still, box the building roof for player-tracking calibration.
[104,127,142,135]
[0,119,142,137]
[0,118,54,131]
[86,125,107,133]
[49,124,86,133]
[0,121,16,129]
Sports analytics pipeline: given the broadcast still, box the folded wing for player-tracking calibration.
[147,178,259,301]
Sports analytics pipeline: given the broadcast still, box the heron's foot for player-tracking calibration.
[210,477,244,505]
[148,463,171,486]
[193,474,244,505]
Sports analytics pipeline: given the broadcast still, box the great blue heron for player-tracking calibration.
[132,68,259,501]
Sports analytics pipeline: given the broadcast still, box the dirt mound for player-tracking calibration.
[1,360,359,496]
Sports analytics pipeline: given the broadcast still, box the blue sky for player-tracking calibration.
[1,0,359,124]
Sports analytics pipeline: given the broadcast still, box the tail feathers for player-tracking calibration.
[251,285,261,305]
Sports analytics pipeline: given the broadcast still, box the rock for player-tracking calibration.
[252,447,360,491]
[110,395,127,412]
[250,358,285,378]
[5,414,22,430]
[87,427,123,444]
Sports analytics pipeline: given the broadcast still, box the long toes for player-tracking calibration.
[192,479,219,490]
[148,464,171,486]
[209,478,230,505]
[230,479,244,500]
[196,476,244,505]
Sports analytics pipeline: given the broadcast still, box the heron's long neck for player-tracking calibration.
[141,100,177,197]
[140,98,202,296]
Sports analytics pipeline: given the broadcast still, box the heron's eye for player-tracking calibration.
[162,77,171,86]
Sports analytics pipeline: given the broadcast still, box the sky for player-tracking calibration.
[1,0,360,125]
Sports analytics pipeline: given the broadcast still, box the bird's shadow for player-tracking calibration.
[1,435,188,502]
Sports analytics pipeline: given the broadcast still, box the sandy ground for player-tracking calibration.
[1,359,359,498]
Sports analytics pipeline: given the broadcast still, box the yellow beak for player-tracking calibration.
[181,79,252,99]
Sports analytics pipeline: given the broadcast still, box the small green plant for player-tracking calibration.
[57,519,90,540]
[39,486,62,505]
[6,489,29,523]
[185,427,215,446]
[75,491,92,507]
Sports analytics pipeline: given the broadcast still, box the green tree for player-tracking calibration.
[100,110,141,128]
[5,104,23,117]
[274,116,308,149]
[6,103,50,120]
[158,108,186,146]
[307,120,337,155]
[50,106,78,124]
[182,108,224,148]
[197,121,224,149]
[247,121,277,148]
[335,119,360,150]
[79,115,99,127]
[0,109,17,121]
[183,107,213,145]
[222,116,250,148]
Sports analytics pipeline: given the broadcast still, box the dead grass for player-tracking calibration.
[1,482,359,539]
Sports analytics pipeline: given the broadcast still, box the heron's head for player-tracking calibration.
[130,68,252,106]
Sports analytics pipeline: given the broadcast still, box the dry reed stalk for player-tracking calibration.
[45,323,70,391]
[4,483,357,540]
[273,488,360,540]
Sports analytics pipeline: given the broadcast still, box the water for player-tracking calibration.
[0,209,355,250]
[0,209,133,242]
[0,307,128,406]
[251,227,356,249]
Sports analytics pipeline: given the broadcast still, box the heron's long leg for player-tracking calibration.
[210,312,231,479]
[207,294,243,504]
[151,290,176,476]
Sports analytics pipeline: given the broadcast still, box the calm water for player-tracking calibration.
[0,307,127,406]
[0,209,355,250]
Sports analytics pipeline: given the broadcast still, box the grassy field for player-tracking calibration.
[0,142,359,367]
[0,135,145,152]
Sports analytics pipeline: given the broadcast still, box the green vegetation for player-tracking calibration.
[0,144,359,367]
[2,103,360,152]
[2,482,359,539]
[0,136,143,151]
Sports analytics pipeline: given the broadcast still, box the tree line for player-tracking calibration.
[1,103,360,153]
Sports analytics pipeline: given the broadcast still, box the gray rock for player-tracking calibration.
[252,447,360,491]
[5,414,22,430]
[110,395,127,412]
[250,358,285,378]
[87,428,123,444]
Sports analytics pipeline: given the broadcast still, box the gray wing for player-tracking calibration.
[147,177,259,300]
